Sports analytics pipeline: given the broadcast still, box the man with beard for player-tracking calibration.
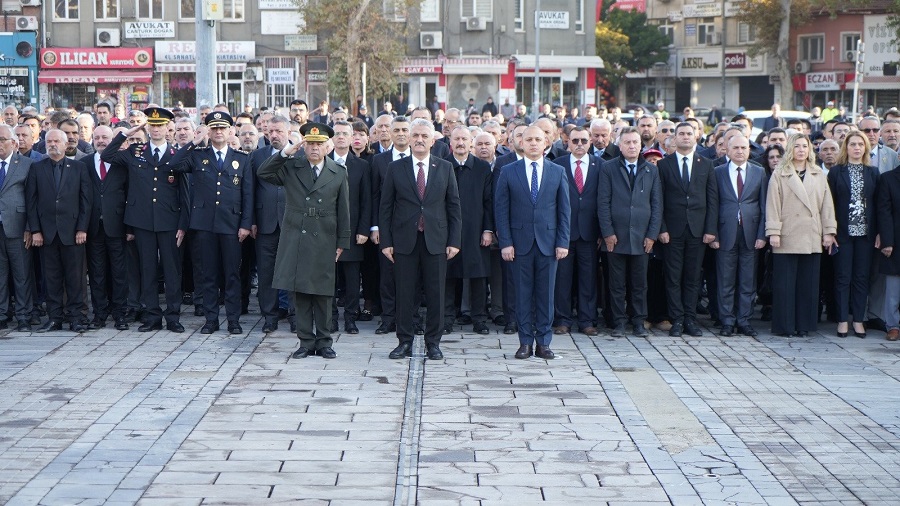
[289,99,309,126]
[238,123,259,153]
[59,119,92,159]
[637,115,658,152]
[28,129,91,332]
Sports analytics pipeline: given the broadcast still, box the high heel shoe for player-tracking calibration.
[837,322,848,338]
[853,323,866,339]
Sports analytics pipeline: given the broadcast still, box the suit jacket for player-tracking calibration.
[250,147,287,235]
[657,152,719,238]
[87,153,128,238]
[25,149,47,162]
[168,144,254,233]
[877,169,900,275]
[26,156,91,245]
[370,150,394,230]
[827,163,879,242]
[714,162,768,251]
[589,143,620,161]
[0,153,33,238]
[445,153,493,278]
[597,157,662,255]
[766,165,836,254]
[332,152,371,262]
[430,141,450,159]
[556,154,601,242]
[545,144,568,161]
[872,145,900,174]
[494,158,571,256]
[379,156,462,256]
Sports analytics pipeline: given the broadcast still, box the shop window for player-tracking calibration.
[460,0,492,21]
[163,73,196,108]
[179,0,194,19]
[224,0,243,20]
[799,34,824,62]
[96,0,118,19]
[265,56,296,109]
[54,0,79,20]
[137,0,163,19]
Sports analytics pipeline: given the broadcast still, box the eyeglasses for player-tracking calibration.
[569,138,590,144]
[0,137,11,142]
[861,128,879,133]
[660,128,675,133]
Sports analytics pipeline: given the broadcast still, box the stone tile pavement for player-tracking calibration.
[0,307,899,505]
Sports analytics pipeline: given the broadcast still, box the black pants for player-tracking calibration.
[42,236,85,322]
[445,277,487,325]
[256,229,282,322]
[606,252,649,327]
[195,230,242,323]
[378,252,396,324]
[86,224,127,319]
[554,239,598,329]
[361,240,380,308]
[395,233,445,345]
[133,228,181,324]
[772,253,821,334]
[663,230,706,324]
[334,261,361,322]
[834,235,873,323]
[239,235,255,312]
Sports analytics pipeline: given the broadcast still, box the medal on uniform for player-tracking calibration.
[232,160,239,169]
[202,159,209,165]
[168,174,175,183]
[233,175,240,186]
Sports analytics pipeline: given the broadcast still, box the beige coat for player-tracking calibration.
[765,165,837,254]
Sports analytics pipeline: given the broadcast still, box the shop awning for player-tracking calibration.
[513,55,605,70]
[156,63,247,73]
[38,70,154,84]
[442,58,510,75]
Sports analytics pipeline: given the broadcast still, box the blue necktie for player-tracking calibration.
[216,150,224,171]
[530,161,539,204]
[0,161,6,189]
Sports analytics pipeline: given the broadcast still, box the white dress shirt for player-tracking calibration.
[676,149,696,180]
[569,154,590,180]
[524,156,543,189]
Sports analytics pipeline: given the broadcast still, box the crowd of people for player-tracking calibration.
[2,97,899,363]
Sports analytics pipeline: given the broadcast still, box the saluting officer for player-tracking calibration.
[169,112,253,334]
[101,107,189,333]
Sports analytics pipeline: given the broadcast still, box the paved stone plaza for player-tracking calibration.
[1,306,899,505]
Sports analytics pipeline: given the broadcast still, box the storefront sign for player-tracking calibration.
[261,11,304,34]
[610,0,646,13]
[536,11,569,29]
[154,41,255,62]
[0,70,28,100]
[806,72,842,90]
[308,72,327,82]
[40,47,154,69]
[398,64,441,74]
[678,51,721,77]
[683,3,721,18]
[284,34,317,51]
[124,21,175,39]
[266,68,294,83]
[723,52,765,72]
[863,15,898,77]
[259,0,296,8]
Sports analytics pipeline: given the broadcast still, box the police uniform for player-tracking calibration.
[168,112,254,334]
[100,107,188,332]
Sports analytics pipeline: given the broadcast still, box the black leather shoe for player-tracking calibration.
[443,323,454,334]
[70,321,88,333]
[473,322,490,334]
[194,306,205,317]
[167,321,185,333]
[425,344,443,360]
[344,321,359,334]
[669,323,684,337]
[456,314,473,325]
[291,347,310,359]
[114,318,129,331]
[514,345,533,359]
[0,319,7,330]
[16,320,30,332]
[36,320,63,333]
[737,325,757,337]
[357,309,374,321]
[228,322,242,334]
[138,321,162,332]
[318,347,336,359]
[182,292,194,305]
[375,322,395,334]
[262,321,277,333]
[289,319,297,333]
[414,322,425,335]
[503,322,518,334]
[133,310,145,323]
[794,331,809,337]
[634,325,649,337]
[610,325,626,338]
[866,318,887,332]
[29,313,42,325]
[534,345,555,359]
[684,322,703,337]
[389,342,413,359]
[88,317,106,330]
[720,325,734,337]
[493,314,506,326]
[201,321,219,334]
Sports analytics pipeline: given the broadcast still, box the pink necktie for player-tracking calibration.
[574,160,584,194]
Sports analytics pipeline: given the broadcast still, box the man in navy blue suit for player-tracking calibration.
[495,125,571,360]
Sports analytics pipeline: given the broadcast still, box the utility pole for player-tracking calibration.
[196,0,221,123]
[533,0,541,119]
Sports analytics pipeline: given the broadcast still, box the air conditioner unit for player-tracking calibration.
[845,50,857,62]
[466,17,487,31]
[420,31,442,50]
[14,16,37,31]
[96,28,121,47]
[705,32,721,45]
[795,60,810,73]
[20,0,41,6]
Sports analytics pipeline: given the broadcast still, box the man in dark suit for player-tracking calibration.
[443,126,493,334]
[169,111,254,334]
[656,122,719,337]
[588,119,620,161]
[85,125,130,331]
[251,115,291,334]
[597,127,663,337]
[711,134,768,337]
[102,107,188,333]
[330,120,371,334]
[553,126,601,336]
[380,118,462,361]
[495,125,571,360]
[27,129,91,332]
[493,122,527,334]
[0,124,34,332]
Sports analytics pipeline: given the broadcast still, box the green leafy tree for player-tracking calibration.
[595,4,670,87]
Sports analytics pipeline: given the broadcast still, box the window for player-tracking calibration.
[179,0,194,19]
[265,57,297,110]
[461,0,492,21]
[698,19,716,45]
[420,0,440,22]
[224,0,243,20]
[842,32,861,61]
[96,0,118,19]
[514,0,524,31]
[658,24,674,45]
[737,22,756,44]
[54,0,79,20]
[575,0,584,33]
[383,0,406,21]
[137,0,162,19]
[799,34,825,62]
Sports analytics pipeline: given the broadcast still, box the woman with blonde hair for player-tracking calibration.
[827,131,879,338]
[766,133,837,336]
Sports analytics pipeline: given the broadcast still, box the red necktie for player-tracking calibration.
[417,162,426,231]
[574,160,584,194]
[99,160,107,181]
